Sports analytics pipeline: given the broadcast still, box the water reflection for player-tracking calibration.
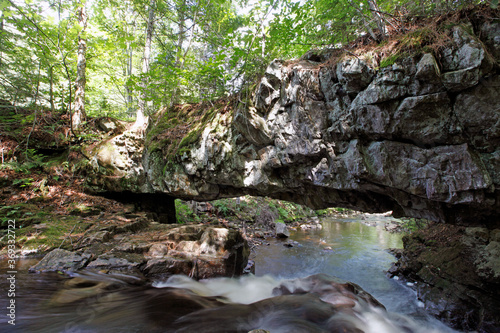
[254,217,456,332]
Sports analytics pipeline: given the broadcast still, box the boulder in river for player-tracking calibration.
[275,222,290,238]
[30,225,249,280]
[29,249,92,273]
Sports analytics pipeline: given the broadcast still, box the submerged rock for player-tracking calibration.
[20,269,453,333]
[166,273,425,333]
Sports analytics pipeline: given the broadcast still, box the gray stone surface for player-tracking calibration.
[86,19,500,226]
[275,222,290,238]
[29,249,92,273]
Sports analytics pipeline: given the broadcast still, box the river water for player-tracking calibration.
[254,216,457,332]
[0,216,458,332]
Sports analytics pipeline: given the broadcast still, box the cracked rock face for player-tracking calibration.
[89,23,500,226]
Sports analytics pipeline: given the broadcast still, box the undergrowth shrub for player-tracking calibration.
[175,199,200,224]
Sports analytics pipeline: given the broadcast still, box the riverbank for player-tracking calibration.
[388,222,500,332]
[0,167,362,280]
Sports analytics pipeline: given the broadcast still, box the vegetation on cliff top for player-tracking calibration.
[145,98,236,162]
[145,3,499,161]
[1,0,495,130]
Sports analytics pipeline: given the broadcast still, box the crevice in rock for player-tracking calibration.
[101,192,177,224]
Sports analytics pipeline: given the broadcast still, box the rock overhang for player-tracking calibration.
[86,19,500,227]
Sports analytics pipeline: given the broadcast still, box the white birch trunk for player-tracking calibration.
[73,1,88,130]
[134,0,155,130]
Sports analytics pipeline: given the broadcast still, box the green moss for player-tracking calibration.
[148,102,230,168]
[0,203,54,229]
[0,214,92,253]
[380,52,406,68]
[178,130,201,150]
[400,217,430,233]
[162,160,175,176]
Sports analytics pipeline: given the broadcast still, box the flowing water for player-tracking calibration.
[0,216,459,333]
[253,216,457,332]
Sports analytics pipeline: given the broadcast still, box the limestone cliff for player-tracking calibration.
[87,17,500,226]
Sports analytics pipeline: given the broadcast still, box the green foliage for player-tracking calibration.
[400,217,430,233]
[0,206,22,228]
[0,0,80,113]
[213,199,233,217]
[315,209,330,216]
[265,198,314,222]
[0,0,487,127]
[380,53,405,68]
[175,199,200,224]
[0,148,50,174]
[277,207,289,220]
[12,178,34,188]
[23,149,46,169]
[0,203,53,229]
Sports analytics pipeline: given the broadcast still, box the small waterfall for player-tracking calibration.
[154,273,448,333]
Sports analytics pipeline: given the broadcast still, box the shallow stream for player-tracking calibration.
[0,215,458,332]
[254,216,457,332]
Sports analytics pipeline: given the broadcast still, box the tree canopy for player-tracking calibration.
[0,0,492,124]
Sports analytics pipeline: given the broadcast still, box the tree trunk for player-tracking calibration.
[169,0,186,107]
[367,0,385,39]
[0,13,4,68]
[72,0,88,130]
[49,65,55,112]
[125,40,134,116]
[125,14,135,117]
[134,0,155,130]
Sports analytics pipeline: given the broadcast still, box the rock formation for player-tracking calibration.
[86,18,500,227]
[30,223,250,280]
[389,224,500,332]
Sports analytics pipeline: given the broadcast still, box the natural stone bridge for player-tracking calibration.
[86,22,500,227]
